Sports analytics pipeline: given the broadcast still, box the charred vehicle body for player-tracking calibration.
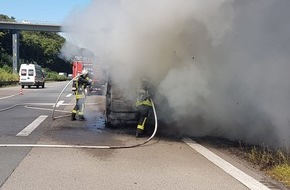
[105,76,155,129]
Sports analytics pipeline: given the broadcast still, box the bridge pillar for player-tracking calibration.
[12,30,19,74]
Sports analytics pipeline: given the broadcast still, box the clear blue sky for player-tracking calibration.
[0,0,91,23]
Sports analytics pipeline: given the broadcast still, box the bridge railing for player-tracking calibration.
[0,81,19,87]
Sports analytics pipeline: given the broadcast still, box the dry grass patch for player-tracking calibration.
[238,142,290,188]
[268,164,290,188]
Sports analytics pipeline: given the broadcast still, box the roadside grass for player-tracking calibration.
[239,142,290,188]
[44,70,67,81]
[0,67,18,81]
[269,164,290,187]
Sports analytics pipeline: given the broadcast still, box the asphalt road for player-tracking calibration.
[0,82,286,190]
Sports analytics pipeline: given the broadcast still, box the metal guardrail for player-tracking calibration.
[0,81,19,87]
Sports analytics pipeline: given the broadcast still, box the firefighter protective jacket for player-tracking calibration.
[74,76,91,99]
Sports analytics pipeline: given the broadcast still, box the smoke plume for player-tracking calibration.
[61,0,290,148]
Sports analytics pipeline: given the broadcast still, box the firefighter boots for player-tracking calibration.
[136,128,144,138]
[71,113,76,121]
[78,115,86,121]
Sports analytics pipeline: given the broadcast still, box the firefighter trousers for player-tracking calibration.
[136,105,152,133]
[72,98,85,119]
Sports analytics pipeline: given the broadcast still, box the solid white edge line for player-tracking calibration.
[182,138,270,190]
[16,115,48,136]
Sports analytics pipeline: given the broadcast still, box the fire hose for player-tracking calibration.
[0,77,158,149]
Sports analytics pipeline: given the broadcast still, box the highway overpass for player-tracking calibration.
[0,21,62,74]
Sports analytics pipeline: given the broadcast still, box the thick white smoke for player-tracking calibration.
[61,0,290,148]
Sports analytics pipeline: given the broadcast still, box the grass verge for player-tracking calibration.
[268,164,290,187]
[239,142,290,188]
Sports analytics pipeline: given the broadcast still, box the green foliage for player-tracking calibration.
[0,51,12,68]
[45,71,67,81]
[0,15,13,67]
[2,64,12,72]
[0,14,15,22]
[21,31,65,57]
[0,67,18,81]
[20,31,69,72]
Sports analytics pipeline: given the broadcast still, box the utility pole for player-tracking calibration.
[12,30,19,74]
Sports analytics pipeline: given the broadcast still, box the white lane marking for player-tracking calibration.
[17,115,48,136]
[0,95,16,100]
[53,100,64,107]
[182,138,270,190]
[24,103,72,106]
[25,106,71,113]
[26,103,55,105]
[66,93,72,97]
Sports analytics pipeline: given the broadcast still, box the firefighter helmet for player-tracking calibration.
[140,77,150,91]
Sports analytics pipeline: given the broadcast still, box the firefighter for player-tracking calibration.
[71,69,92,121]
[135,77,152,137]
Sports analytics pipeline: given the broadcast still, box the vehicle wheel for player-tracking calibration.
[105,88,112,128]
[105,109,112,128]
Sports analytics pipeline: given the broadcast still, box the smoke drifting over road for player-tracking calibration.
[61,0,290,148]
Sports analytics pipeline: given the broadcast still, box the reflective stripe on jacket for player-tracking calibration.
[136,99,152,107]
[136,89,152,107]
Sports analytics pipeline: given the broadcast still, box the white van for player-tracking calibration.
[19,64,45,88]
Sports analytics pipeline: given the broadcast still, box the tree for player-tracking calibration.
[0,14,15,22]
[0,14,15,68]
[20,31,69,72]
